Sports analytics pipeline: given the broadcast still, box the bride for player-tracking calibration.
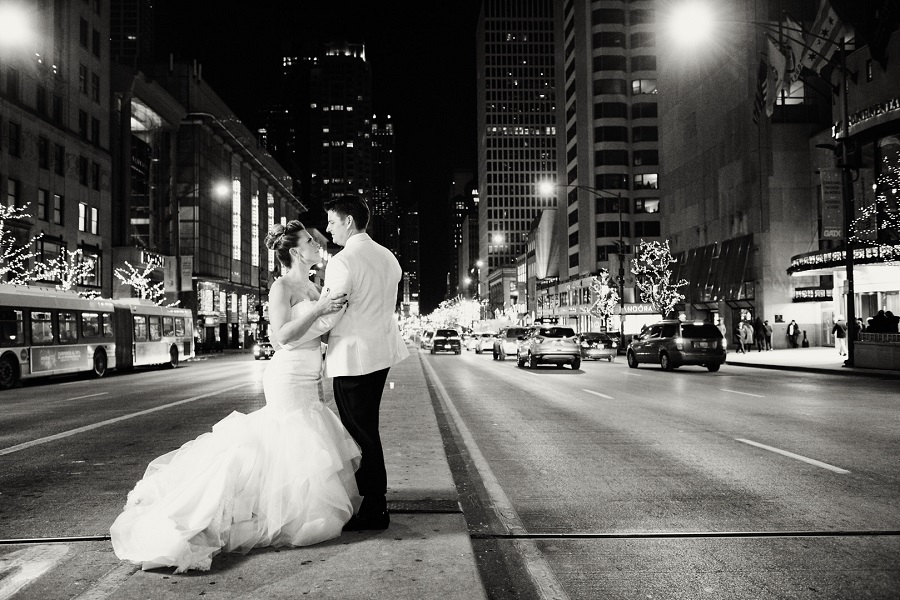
[110,221,359,573]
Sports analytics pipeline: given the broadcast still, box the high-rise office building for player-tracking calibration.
[110,0,154,71]
[476,0,558,307]
[400,203,420,315]
[370,115,400,254]
[448,169,477,298]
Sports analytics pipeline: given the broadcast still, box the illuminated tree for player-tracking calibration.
[632,239,687,318]
[582,269,620,327]
[0,204,43,285]
[33,249,95,292]
[114,256,178,306]
[851,154,900,265]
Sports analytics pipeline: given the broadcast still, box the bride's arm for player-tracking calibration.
[269,282,343,348]
[288,257,351,347]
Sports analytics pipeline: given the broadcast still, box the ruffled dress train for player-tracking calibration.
[110,307,360,573]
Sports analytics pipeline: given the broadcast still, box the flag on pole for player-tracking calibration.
[783,16,806,84]
[765,38,787,117]
[801,0,851,75]
[752,58,767,125]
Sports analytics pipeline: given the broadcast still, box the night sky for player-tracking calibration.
[153,1,483,313]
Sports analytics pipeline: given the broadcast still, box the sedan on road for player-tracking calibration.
[431,329,462,354]
[473,332,498,354]
[517,326,581,369]
[493,327,528,360]
[627,320,726,372]
[253,340,275,360]
[579,332,617,361]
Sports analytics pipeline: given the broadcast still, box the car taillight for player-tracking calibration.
[674,337,684,350]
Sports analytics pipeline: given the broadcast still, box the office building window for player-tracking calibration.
[8,122,21,157]
[78,111,88,139]
[78,156,89,185]
[38,137,49,169]
[630,32,655,48]
[6,67,19,99]
[631,55,657,71]
[632,102,658,119]
[37,189,49,220]
[79,202,87,231]
[91,73,100,102]
[633,173,658,190]
[594,102,627,119]
[52,95,63,123]
[79,18,88,47]
[594,126,628,142]
[90,207,98,234]
[633,149,658,166]
[631,79,657,95]
[92,29,100,57]
[52,194,63,225]
[91,118,100,145]
[54,144,65,176]
[36,85,48,115]
[78,247,100,286]
[593,78,627,95]
[631,126,658,143]
[79,64,88,94]
[91,162,100,190]
[6,179,20,207]
[634,198,660,214]
[634,221,661,237]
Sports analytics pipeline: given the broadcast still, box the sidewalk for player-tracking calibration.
[726,346,900,378]
[106,345,488,599]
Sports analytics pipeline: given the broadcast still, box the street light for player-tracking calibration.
[0,4,33,48]
[538,181,627,338]
[665,2,858,364]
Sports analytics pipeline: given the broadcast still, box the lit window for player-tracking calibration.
[251,193,260,267]
[232,180,241,260]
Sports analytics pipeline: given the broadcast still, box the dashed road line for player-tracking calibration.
[66,392,109,402]
[721,388,765,398]
[0,382,254,457]
[736,438,850,474]
[582,389,614,400]
[0,545,70,600]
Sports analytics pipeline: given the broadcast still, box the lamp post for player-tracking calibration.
[538,181,627,338]
[666,2,857,364]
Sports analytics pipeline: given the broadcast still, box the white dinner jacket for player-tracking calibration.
[294,233,409,377]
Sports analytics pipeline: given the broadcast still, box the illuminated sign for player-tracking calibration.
[787,244,900,274]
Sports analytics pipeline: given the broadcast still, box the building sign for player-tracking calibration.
[820,169,843,238]
[832,96,900,138]
[793,287,834,302]
[180,255,193,291]
[163,256,177,292]
[613,303,656,315]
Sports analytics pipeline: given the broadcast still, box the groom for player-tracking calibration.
[296,195,409,530]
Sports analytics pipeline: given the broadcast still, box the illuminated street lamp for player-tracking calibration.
[538,181,626,338]
[665,1,858,364]
[0,4,33,48]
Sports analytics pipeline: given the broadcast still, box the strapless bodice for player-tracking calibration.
[280,299,322,352]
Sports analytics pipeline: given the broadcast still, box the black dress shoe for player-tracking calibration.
[343,510,390,531]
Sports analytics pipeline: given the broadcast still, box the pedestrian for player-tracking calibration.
[852,317,865,341]
[752,317,766,352]
[716,320,727,348]
[733,328,744,353]
[739,320,753,353]
[787,319,800,348]
[832,315,848,356]
[110,221,357,572]
[886,311,900,333]
[868,310,887,333]
[764,319,773,350]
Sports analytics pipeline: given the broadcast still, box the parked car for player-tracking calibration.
[579,332,617,362]
[493,327,528,360]
[420,330,435,350]
[626,320,726,372]
[516,326,581,369]
[474,332,498,354]
[253,340,275,360]
[431,329,462,354]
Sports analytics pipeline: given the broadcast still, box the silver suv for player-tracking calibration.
[516,326,581,369]
[626,320,726,372]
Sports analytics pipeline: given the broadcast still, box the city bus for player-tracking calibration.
[0,284,118,389]
[112,299,194,369]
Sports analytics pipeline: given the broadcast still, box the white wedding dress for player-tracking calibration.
[110,300,361,573]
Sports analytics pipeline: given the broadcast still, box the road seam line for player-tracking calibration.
[721,388,765,398]
[421,358,570,600]
[735,438,850,474]
[582,389,614,400]
[0,382,255,457]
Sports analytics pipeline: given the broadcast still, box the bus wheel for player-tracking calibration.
[0,355,19,389]
[168,346,180,368]
[92,349,108,378]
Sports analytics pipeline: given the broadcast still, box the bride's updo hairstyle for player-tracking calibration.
[264,220,306,267]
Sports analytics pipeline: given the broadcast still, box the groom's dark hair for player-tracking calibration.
[324,195,370,230]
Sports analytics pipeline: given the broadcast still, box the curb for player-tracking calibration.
[725,360,900,379]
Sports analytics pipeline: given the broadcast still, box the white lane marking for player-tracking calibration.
[67,392,109,402]
[721,388,765,398]
[582,389,614,400]
[421,358,570,600]
[0,545,70,600]
[736,438,850,474]
[623,371,642,376]
[0,382,254,457]
[72,562,139,600]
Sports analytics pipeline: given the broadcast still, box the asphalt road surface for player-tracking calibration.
[423,346,900,600]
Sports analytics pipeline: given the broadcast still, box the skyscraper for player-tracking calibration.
[370,116,400,254]
[476,0,558,307]
[110,0,154,71]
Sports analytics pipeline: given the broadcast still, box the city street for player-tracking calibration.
[0,351,898,599]
[423,347,900,599]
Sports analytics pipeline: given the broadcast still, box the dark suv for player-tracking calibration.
[431,329,462,354]
[626,320,726,372]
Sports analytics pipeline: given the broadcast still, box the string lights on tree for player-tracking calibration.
[851,154,900,265]
[582,269,620,330]
[114,256,178,306]
[0,204,44,285]
[632,239,688,318]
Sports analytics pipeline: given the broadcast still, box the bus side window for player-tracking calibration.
[0,309,24,346]
[101,312,115,338]
[163,317,174,337]
[149,316,162,341]
[174,318,185,337]
[59,311,78,344]
[30,311,54,345]
[81,312,100,339]
[134,315,147,342]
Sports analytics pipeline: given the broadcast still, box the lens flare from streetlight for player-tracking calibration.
[537,180,557,197]
[0,5,33,48]
[214,182,231,197]
[667,0,715,49]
